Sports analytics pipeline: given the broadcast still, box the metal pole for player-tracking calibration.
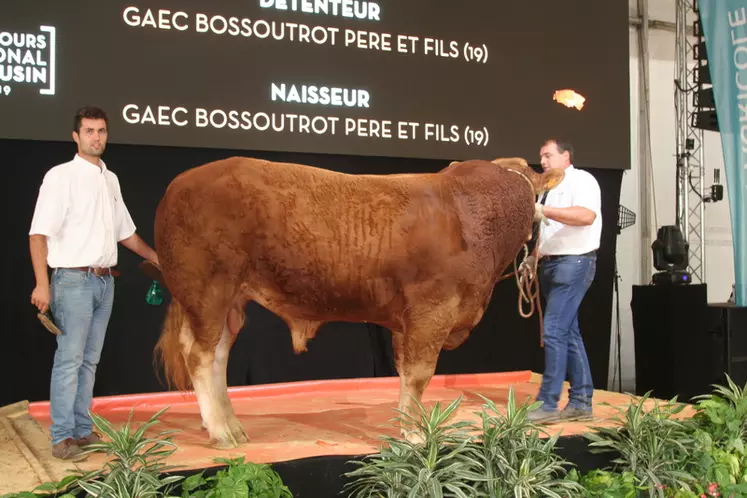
[675,0,688,238]
[638,0,653,285]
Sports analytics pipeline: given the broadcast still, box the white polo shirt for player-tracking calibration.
[537,165,602,256]
[29,154,137,269]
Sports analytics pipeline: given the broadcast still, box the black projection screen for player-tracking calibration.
[0,1,630,169]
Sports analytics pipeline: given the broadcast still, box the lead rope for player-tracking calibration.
[495,165,546,346]
[511,244,544,347]
[502,168,546,346]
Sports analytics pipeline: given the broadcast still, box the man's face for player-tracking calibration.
[73,118,108,157]
[539,141,569,171]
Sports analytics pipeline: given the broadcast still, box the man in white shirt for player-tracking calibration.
[528,138,602,424]
[28,106,159,460]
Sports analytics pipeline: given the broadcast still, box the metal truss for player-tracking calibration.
[674,0,706,283]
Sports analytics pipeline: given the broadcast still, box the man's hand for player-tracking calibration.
[535,203,549,225]
[29,235,51,313]
[31,284,50,313]
[519,255,537,278]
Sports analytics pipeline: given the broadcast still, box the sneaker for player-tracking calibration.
[75,431,102,447]
[527,407,562,424]
[52,438,88,461]
[559,406,593,422]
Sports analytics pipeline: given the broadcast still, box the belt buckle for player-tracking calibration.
[93,267,109,277]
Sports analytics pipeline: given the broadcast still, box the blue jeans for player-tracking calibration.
[536,254,596,411]
[48,268,114,445]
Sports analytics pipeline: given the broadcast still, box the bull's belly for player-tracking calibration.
[243,264,493,335]
[245,272,403,325]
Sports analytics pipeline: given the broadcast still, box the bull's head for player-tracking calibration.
[490,157,564,196]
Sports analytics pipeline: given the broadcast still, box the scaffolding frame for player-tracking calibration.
[674,0,706,283]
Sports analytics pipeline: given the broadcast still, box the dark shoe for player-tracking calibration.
[75,431,101,447]
[560,406,593,422]
[527,407,562,424]
[52,438,88,461]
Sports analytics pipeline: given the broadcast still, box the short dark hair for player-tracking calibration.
[73,106,108,133]
[545,138,574,163]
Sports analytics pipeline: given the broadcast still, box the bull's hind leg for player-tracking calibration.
[213,323,249,445]
[182,320,243,449]
[207,301,250,444]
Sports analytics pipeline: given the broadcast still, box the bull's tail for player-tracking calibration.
[154,299,193,392]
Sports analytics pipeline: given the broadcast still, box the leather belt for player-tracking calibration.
[67,266,120,277]
[541,250,596,261]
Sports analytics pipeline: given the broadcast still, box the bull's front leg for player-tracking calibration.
[392,320,452,445]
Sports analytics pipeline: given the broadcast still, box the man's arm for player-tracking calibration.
[120,233,159,265]
[111,177,158,266]
[29,235,50,313]
[538,205,596,226]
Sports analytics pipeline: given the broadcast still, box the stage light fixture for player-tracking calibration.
[651,225,692,285]
[705,168,724,203]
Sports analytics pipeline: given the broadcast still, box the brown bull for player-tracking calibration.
[152,156,563,448]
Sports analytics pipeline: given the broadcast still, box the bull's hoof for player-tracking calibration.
[208,421,249,448]
[230,422,250,444]
[209,433,239,450]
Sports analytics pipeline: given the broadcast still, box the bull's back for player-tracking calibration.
[156,158,464,319]
[155,157,533,322]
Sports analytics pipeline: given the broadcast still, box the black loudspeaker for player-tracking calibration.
[706,303,747,387]
[631,284,723,402]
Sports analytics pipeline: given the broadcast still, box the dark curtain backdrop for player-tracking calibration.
[0,138,623,407]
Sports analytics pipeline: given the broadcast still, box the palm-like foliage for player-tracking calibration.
[344,388,585,498]
[44,406,185,498]
[343,396,483,498]
[584,392,697,496]
[468,390,584,498]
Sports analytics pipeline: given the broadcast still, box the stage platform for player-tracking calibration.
[0,370,696,496]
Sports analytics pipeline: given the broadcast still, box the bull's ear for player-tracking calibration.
[492,157,541,192]
[537,168,565,193]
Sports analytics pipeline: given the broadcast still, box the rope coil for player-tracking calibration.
[497,243,545,347]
